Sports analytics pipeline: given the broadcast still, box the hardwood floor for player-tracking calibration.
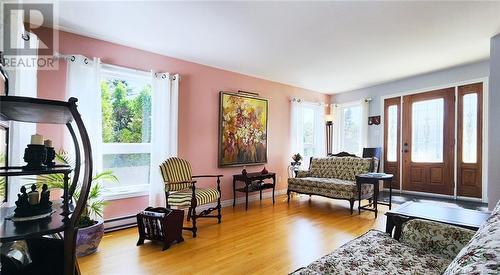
[78,195,389,274]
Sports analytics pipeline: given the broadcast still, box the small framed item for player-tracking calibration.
[368,115,381,125]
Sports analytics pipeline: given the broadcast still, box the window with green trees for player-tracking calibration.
[100,69,152,196]
[101,79,152,143]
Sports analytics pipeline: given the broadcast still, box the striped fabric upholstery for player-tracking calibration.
[167,188,220,207]
[160,157,193,191]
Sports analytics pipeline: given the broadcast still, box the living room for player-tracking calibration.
[0,1,499,274]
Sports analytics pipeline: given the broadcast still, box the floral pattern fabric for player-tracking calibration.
[400,219,475,260]
[309,157,374,181]
[443,201,500,275]
[288,177,374,200]
[290,229,451,275]
[288,157,376,201]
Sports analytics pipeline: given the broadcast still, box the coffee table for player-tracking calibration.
[385,201,490,240]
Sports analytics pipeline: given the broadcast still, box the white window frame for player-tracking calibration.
[334,100,367,156]
[99,65,152,200]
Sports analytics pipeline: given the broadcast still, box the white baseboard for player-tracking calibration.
[104,189,287,231]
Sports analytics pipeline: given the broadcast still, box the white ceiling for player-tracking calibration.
[51,1,500,93]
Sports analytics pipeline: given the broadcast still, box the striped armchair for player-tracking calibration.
[159,157,223,237]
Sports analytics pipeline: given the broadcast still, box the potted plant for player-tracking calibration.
[291,153,303,167]
[34,150,117,257]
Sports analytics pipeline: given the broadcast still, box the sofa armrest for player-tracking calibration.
[399,219,475,260]
[295,170,311,178]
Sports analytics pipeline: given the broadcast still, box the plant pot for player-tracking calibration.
[76,220,104,257]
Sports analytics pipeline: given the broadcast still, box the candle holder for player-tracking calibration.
[44,146,56,168]
[23,144,47,171]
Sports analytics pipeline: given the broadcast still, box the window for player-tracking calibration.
[302,107,315,159]
[291,101,325,168]
[335,102,365,156]
[411,98,444,163]
[386,105,398,162]
[462,93,478,163]
[100,68,152,197]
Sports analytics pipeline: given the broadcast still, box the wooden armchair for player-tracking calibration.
[159,157,223,237]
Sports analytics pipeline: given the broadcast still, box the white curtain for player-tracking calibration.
[290,99,304,160]
[313,103,326,158]
[149,73,179,207]
[361,99,370,151]
[6,23,39,203]
[290,99,326,169]
[65,55,103,172]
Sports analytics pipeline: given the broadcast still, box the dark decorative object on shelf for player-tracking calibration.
[13,184,52,218]
[261,166,268,174]
[44,146,56,167]
[368,115,381,125]
[242,168,247,175]
[23,144,47,171]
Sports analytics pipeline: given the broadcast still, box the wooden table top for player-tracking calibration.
[233,172,276,180]
[386,201,490,229]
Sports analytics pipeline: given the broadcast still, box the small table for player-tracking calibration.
[356,173,394,218]
[233,172,276,210]
[385,201,490,240]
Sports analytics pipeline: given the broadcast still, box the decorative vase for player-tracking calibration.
[76,220,104,257]
[261,167,268,174]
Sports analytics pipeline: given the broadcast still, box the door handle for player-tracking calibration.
[403,142,409,153]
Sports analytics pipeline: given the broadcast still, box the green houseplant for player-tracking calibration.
[34,150,118,256]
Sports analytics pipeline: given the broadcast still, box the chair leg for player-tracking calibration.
[349,199,355,215]
[217,197,222,224]
[287,189,291,203]
[191,207,197,238]
[187,207,192,221]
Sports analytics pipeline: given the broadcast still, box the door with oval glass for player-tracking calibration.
[402,88,455,195]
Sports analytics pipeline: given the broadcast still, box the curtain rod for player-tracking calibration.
[54,52,180,78]
[290,97,330,107]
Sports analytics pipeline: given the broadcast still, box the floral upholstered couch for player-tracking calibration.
[291,200,500,275]
[287,157,377,213]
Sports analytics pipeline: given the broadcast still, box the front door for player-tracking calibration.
[402,88,455,195]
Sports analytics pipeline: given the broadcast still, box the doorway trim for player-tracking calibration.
[379,77,489,203]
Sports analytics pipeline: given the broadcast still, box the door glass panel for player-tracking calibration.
[387,105,398,162]
[462,93,478,163]
[411,98,444,163]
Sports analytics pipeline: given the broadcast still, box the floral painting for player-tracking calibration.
[219,92,268,167]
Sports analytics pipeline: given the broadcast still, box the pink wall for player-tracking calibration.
[36,28,330,219]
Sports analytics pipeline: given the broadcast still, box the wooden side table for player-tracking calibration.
[355,173,394,218]
[233,172,276,210]
[136,207,184,251]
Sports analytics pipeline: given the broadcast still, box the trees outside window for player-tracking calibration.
[100,70,152,197]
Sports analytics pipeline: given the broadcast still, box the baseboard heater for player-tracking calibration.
[104,215,137,232]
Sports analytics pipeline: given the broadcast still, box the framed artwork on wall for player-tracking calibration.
[218,92,268,167]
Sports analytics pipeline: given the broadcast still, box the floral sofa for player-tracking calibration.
[287,157,377,214]
[291,200,500,275]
